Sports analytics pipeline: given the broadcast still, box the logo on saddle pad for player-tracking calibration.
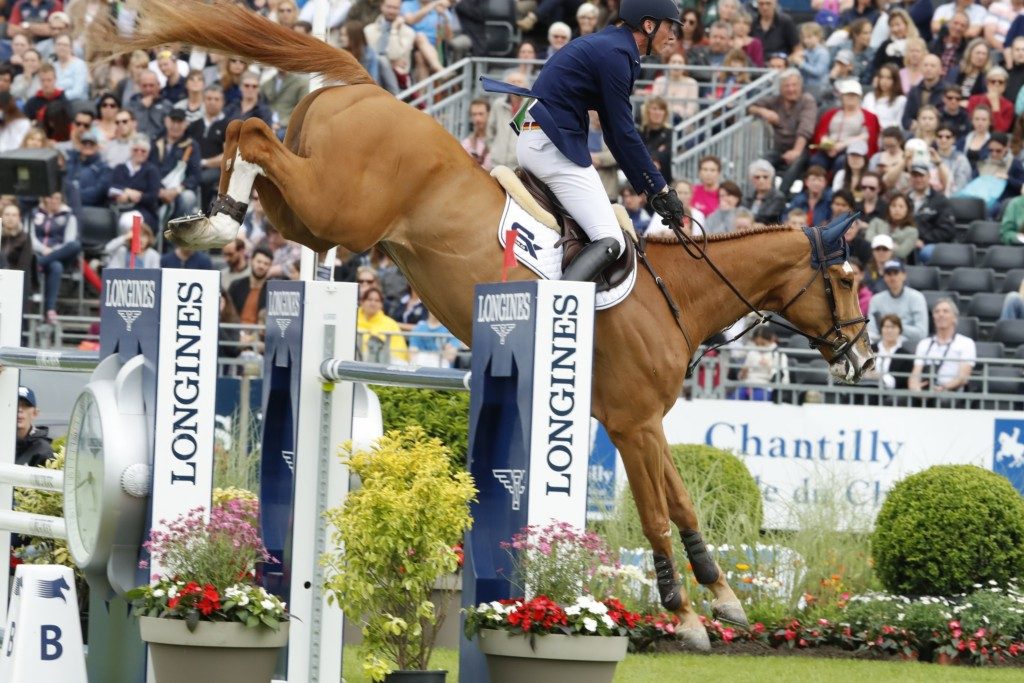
[493,468,527,510]
[994,419,1024,495]
[118,309,142,331]
[513,222,541,259]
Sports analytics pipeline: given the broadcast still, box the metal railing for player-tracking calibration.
[686,345,1024,410]
[396,58,777,184]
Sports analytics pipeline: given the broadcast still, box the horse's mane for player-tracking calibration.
[644,223,795,244]
[91,0,374,86]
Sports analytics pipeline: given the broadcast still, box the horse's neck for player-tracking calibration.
[657,229,809,347]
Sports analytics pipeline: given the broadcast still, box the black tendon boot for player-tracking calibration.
[652,552,682,611]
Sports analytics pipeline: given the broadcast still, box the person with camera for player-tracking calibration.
[482,0,686,283]
[908,298,976,394]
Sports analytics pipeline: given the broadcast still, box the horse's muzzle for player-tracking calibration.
[829,345,875,385]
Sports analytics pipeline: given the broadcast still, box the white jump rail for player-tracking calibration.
[0,462,66,540]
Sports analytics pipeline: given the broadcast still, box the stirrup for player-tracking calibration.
[560,237,621,283]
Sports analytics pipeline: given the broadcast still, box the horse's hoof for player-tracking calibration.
[166,212,236,250]
[712,599,750,629]
[679,626,712,651]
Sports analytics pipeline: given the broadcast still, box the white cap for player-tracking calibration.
[837,79,863,97]
[871,234,894,250]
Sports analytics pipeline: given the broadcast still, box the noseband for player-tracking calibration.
[665,220,868,378]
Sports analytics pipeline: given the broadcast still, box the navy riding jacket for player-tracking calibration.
[482,25,667,197]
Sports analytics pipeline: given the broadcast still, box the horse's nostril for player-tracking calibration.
[861,358,875,373]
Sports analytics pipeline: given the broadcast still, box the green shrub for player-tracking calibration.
[599,444,763,552]
[375,386,469,470]
[872,465,1024,596]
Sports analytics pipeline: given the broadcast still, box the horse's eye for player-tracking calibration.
[839,278,854,289]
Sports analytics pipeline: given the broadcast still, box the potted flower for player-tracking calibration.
[462,522,640,683]
[126,496,289,683]
[323,427,476,682]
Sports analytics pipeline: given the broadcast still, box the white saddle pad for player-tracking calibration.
[496,195,636,310]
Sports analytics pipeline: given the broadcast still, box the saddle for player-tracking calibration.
[513,167,636,293]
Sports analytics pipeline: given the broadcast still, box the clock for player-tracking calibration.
[63,354,151,597]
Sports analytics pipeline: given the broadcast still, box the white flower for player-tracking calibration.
[565,605,581,616]
[168,586,178,598]
[601,614,615,629]
[583,617,597,632]
[152,589,165,598]
[261,599,276,610]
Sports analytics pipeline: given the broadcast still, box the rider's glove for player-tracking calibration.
[649,187,686,227]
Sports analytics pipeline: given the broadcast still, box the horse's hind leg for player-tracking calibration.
[662,456,749,628]
[607,420,711,650]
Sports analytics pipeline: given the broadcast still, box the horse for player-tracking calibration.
[100,0,875,648]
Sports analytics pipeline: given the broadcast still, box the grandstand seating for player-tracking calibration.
[947,267,995,297]
[929,243,976,269]
[922,290,961,313]
[992,320,1024,347]
[965,220,1003,247]
[1002,269,1024,293]
[948,197,987,228]
[982,246,1024,271]
[967,292,1007,323]
[905,265,940,291]
[956,316,980,340]
[974,341,1006,360]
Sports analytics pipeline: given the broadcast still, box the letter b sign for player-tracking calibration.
[40,625,63,661]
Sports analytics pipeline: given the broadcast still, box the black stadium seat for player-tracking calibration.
[78,206,119,255]
[930,243,977,269]
[956,316,980,340]
[1002,269,1024,293]
[905,265,940,291]
[992,319,1024,346]
[974,341,1006,359]
[984,366,1024,395]
[948,196,987,226]
[968,292,1009,322]
[982,246,1024,271]
[948,267,996,295]
[965,220,1003,247]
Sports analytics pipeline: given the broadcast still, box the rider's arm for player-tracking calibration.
[596,50,666,197]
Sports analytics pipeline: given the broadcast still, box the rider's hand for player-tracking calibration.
[649,187,685,227]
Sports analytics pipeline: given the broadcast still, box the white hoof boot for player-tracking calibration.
[679,626,711,651]
[711,600,749,629]
[165,212,239,250]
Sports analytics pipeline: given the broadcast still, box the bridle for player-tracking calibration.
[639,214,869,377]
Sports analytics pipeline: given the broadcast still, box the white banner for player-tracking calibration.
[661,399,1024,530]
[527,280,595,531]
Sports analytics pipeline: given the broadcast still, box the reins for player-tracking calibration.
[635,213,868,378]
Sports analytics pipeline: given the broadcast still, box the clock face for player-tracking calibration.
[67,391,105,558]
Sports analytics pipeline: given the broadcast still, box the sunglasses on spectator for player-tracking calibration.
[73,121,91,128]
[115,118,131,124]
[988,79,1006,85]
[858,184,878,190]
[242,83,259,88]
[944,94,960,100]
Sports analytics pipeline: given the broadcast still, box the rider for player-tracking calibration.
[483,0,687,283]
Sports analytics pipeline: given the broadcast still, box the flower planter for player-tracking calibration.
[477,629,628,683]
[383,670,448,682]
[139,616,289,683]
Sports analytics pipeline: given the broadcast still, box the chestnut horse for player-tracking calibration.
[102,0,874,648]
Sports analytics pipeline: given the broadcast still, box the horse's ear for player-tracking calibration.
[821,211,860,242]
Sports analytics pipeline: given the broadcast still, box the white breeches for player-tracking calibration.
[516,124,625,253]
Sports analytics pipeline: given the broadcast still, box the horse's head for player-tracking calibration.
[778,213,875,384]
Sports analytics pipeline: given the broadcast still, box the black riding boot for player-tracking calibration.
[560,237,621,283]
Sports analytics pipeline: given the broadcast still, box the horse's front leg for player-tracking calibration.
[607,420,710,651]
[166,119,257,249]
[662,455,749,628]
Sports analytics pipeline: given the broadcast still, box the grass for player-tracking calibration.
[341,647,1024,682]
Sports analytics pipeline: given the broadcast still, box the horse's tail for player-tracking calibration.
[95,0,373,86]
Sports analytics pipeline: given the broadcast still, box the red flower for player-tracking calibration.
[752,622,766,635]
[975,628,986,639]
[197,584,221,616]
[784,629,797,641]
[798,638,808,648]
[168,596,180,610]
[722,627,735,643]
